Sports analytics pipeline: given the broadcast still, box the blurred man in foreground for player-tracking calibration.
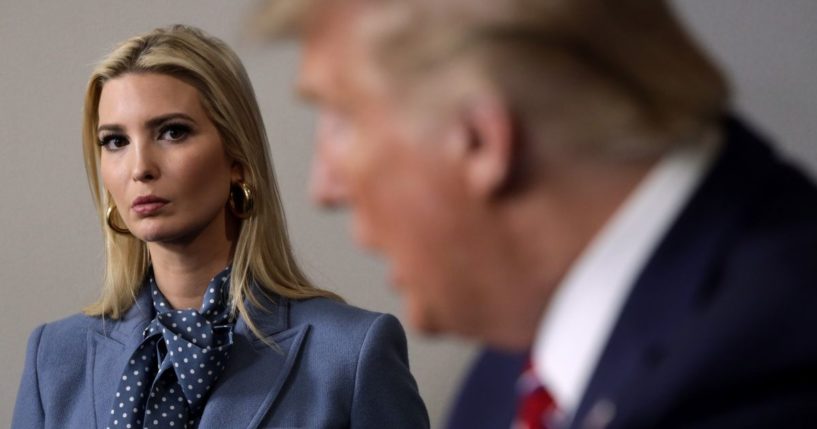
[256,0,817,427]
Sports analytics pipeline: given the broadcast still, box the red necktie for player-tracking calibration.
[515,360,557,429]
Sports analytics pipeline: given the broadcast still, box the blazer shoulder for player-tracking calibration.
[289,297,387,335]
[283,298,429,428]
[30,313,100,364]
[35,312,98,345]
[286,297,410,369]
[716,121,817,283]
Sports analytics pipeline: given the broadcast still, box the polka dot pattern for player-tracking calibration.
[107,266,235,429]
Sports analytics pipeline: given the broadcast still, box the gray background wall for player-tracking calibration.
[1,1,815,427]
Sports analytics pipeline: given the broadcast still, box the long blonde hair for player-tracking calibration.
[82,25,340,337]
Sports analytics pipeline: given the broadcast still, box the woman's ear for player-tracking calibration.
[459,95,515,198]
[231,161,245,183]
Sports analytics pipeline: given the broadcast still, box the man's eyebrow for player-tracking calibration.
[296,81,320,102]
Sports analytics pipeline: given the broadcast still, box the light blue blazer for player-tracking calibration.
[12,286,429,428]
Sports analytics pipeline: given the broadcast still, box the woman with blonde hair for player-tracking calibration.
[12,25,428,429]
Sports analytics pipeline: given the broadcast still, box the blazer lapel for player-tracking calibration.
[198,291,310,429]
[572,117,782,429]
[89,288,154,429]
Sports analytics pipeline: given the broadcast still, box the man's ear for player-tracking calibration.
[458,95,516,198]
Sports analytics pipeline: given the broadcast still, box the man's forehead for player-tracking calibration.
[296,4,393,106]
[296,10,359,104]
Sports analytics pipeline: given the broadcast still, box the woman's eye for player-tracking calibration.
[98,135,128,150]
[159,124,191,141]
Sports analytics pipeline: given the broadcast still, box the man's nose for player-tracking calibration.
[309,137,348,208]
[310,110,351,208]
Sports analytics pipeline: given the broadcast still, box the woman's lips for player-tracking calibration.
[132,196,169,215]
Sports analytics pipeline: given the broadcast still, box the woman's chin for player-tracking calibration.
[133,230,170,243]
[132,224,187,244]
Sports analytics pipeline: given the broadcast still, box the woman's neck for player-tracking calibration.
[147,229,237,310]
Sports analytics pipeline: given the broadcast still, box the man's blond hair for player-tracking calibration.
[255,0,729,158]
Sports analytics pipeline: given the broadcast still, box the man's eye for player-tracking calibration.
[98,135,128,151]
[159,124,191,141]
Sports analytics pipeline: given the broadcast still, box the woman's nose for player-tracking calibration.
[130,139,160,182]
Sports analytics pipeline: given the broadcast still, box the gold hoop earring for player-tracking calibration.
[229,182,255,219]
[106,204,131,235]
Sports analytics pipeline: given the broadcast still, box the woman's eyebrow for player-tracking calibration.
[145,112,197,129]
[97,113,197,134]
[97,123,124,134]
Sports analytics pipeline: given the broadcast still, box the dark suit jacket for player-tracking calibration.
[13,287,430,429]
[447,117,817,429]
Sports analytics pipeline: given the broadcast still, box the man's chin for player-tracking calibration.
[406,303,533,350]
[404,302,445,336]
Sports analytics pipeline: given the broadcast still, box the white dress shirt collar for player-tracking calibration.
[532,129,722,419]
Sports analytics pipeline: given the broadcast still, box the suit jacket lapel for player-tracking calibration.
[572,117,780,429]
[89,282,306,429]
[89,288,154,429]
[198,290,310,429]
